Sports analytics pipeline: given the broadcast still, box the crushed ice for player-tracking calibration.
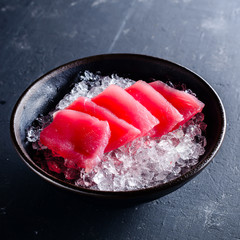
[27,71,207,191]
[55,71,135,110]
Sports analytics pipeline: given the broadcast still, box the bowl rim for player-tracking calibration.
[10,53,227,198]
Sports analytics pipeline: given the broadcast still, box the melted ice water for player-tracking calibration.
[27,71,207,191]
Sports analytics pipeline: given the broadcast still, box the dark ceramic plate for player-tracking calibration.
[11,54,226,203]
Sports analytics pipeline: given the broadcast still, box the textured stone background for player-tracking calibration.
[1,0,239,239]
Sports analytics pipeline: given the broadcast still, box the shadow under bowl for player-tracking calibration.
[10,54,226,204]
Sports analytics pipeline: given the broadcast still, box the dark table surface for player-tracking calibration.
[1,0,239,239]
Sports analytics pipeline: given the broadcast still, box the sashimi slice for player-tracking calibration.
[149,80,205,126]
[66,97,141,152]
[92,85,159,137]
[40,109,110,172]
[126,80,183,138]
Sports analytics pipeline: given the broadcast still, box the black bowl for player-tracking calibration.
[10,54,226,203]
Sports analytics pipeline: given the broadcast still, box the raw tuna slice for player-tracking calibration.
[149,81,205,126]
[66,97,141,152]
[40,109,110,172]
[126,81,183,138]
[92,85,159,137]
